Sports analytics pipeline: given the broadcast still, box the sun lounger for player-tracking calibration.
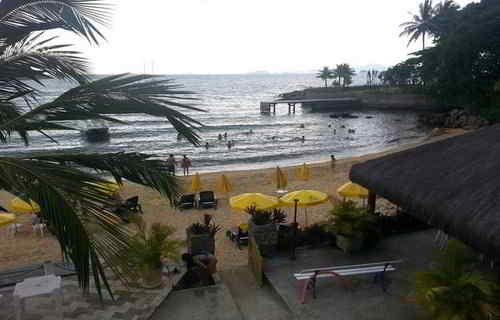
[226,224,249,249]
[175,194,196,210]
[198,191,217,209]
[294,260,403,304]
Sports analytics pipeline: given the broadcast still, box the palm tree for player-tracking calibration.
[399,0,436,50]
[0,0,203,298]
[316,67,333,88]
[334,64,356,88]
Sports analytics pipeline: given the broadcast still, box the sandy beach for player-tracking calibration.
[0,128,466,271]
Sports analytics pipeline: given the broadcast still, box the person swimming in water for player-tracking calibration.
[205,142,209,149]
[218,133,222,140]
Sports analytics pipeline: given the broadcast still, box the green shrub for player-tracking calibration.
[246,206,287,225]
[325,201,376,237]
[413,240,500,320]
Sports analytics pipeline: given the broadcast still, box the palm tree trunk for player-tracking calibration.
[422,32,425,50]
[324,79,327,88]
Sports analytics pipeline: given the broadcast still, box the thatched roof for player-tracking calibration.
[350,125,500,257]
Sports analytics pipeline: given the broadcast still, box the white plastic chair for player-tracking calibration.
[32,223,47,237]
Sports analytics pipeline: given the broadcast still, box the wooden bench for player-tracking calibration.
[294,260,403,304]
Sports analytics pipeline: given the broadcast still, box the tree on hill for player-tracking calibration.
[317,67,334,88]
[400,0,436,50]
[0,0,202,298]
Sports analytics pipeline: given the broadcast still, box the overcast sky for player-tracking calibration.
[78,0,476,74]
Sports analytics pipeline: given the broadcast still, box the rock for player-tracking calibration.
[419,108,489,130]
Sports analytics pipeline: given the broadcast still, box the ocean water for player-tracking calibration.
[1,74,429,173]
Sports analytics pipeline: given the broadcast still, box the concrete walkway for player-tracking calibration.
[150,274,242,320]
[220,266,293,320]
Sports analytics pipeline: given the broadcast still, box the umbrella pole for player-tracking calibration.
[291,199,299,260]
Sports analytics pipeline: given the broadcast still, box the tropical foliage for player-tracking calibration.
[413,240,500,320]
[391,0,500,122]
[316,66,334,88]
[399,0,436,50]
[127,218,184,272]
[325,201,375,237]
[0,0,202,298]
[333,64,356,88]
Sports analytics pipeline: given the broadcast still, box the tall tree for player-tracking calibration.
[335,64,356,88]
[316,66,333,88]
[0,0,202,298]
[399,0,436,50]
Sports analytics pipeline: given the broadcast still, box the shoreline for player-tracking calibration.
[0,128,467,271]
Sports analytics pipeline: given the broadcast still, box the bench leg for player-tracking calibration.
[373,272,390,293]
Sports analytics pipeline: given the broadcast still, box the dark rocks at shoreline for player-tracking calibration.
[329,112,359,119]
[418,108,489,130]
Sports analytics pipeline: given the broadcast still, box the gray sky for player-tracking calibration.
[78,0,476,74]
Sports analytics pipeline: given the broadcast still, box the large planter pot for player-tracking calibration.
[336,233,364,253]
[140,265,162,289]
[248,220,278,257]
[186,231,215,255]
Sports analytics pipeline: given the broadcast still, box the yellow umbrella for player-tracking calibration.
[229,193,280,211]
[297,163,311,181]
[0,213,15,227]
[337,182,369,199]
[280,189,329,259]
[275,166,288,190]
[11,197,40,214]
[191,172,202,193]
[280,190,329,207]
[217,174,232,194]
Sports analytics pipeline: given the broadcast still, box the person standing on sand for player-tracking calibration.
[330,154,336,173]
[181,155,192,176]
[167,154,177,176]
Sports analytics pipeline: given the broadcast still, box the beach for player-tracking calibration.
[0,128,466,271]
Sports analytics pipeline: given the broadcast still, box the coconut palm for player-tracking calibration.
[399,0,436,50]
[334,64,356,88]
[316,66,333,88]
[0,0,203,298]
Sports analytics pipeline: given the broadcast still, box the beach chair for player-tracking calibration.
[226,224,249,249]
[198,191,218,209]
[122,196,143,213]
[175,194,196,210]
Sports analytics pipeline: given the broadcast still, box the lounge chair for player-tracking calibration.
[175,194,196,210]
[113,196,142,223]
[226,224,249,249]
[198,191,217,209]
[122,196,143,213]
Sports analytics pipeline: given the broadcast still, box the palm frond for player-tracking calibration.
[0,0,111,46]
[0,74,204,145]
[28,152,181,202]
[0,157,136,298]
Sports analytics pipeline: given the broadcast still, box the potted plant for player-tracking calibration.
[246,206,287,256]
[413,240,500,319]
[326,200,376,253]
[128,218,184,288]
[186,214,221,255]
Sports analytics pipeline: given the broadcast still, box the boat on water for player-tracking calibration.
[81,127,110,143]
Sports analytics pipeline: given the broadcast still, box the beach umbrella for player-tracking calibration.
[296,163,311,181]
[275,166,288,190]
[337,182,369,199]
[280,190,329,260]
[217,174,233,195]
[229,193,280,212]
[11,197,40,214]
[0,213,15,227]
[191,173,202,193]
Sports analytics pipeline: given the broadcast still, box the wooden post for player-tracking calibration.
[293,104,296,114]
[273,104,276,114]
[368,190,376,215]
[288,103,291,114]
